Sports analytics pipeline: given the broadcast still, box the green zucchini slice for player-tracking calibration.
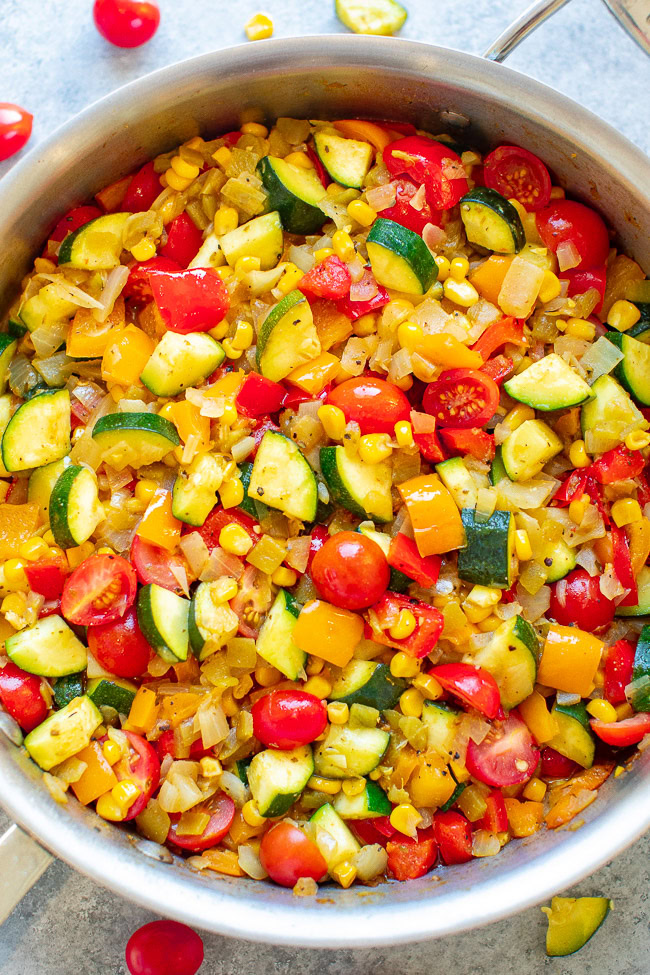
[256,290,321,382]
[20,283,78,333]
[314,131,373,189]
[616,565,650,617]
[219,211,283,271]
[606,331,650,406]
[188,581,239,659]
[255,588,305,680]
[257,156,327,235]
[137,583,190,664]
[548,702,595,769]
[329,659,407,710]
[460,187,525,254]
[91,411,179,470]
[471,615,538,709]
[248,745,314,817]
[58,213,130,269]
[248,430,318,522]
[457,508,515,588]
[501,419,562,482]
[86,676,137,715]
[543,896,611,957]
[0,335,17,394]
[172,453,223,527]
[49,465,105,549]
[24,695,102,771]
[6,615,87,678]
[581,374,645,455]
[504,353,593,411]
[333,780,391,819]
[366,218,437,295]
[313,724,390,778]
[1,389,71,472]
[320,445,393,523]
[140,331,225,397]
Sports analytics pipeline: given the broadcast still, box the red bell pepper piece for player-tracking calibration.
[387,533,441,588]
[0,662,48,733]
[604,639,636,705]
[307,525,330,572]
[501,583,517,604]
[429,662,501,719]
[123,256,181,302]
[149,268,229,333]
[24,557,68,601]
[439,427,495,462]
[540,747,579,778]
[413,429,447,463]
[282,385,330,411]
[383,136,468,210]
[235,373,285,418]
[336,273,390,321]
[250,417,282,456]
[480,354,514,385]
[562,265,607,315]
[611,523,638,602]
[158,212,203,267]
[367,593,444,658]
[380,178,441,235]
[122,161,162,213]
[306,145,329,188]
[386,826,438,880]
[471,317,525,361]
[351,815,396,848]
[553,469,590,506]
[298,255,351,300]
[478,791,508,833]
[638,470,650,508]
[590,444,645,484]
[433,812,473,865]
[591,712,650,747]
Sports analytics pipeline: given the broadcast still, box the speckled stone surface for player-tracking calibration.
[1,0,649,971]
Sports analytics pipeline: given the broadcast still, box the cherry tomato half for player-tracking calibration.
[87,607,153,678]
[536,200,610,272]
[61,554,137,626]
[483,145,551,211]
[158,212,203,268]
[386,827,438,880]
[466,712,538,787]
[326,376,410,436]
[130,534,188,595]
[93,0,160,49]
[0,663,48,732]
[259,822,327,888]
[149,267,229,333]
[230,564,273,640]
[298,255,351,300]
[112,731,160,820]
[0,104,33,161]
[422,368,500,429]
[125,920,203,975]
[167,792,235,851]
[433,811,473,865]
[384,136,468,210]
[540,746,579,778]
[430,662,501,719]
[311,531,390,610]
[156,730,211,761]
[252,690,327,749]
[549,569,615,632]
[590,712,650,747]
[122,161,163,213]
[123,256,182,303]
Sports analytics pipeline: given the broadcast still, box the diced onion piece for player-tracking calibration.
[498,256,545,318]
[556,690,581,706]
[197,702,229,748]
[180,532,210,576]
[350,269,379,302]
[238,844,268,880]
[199,546,244,582]
[599,562,626,600]
[286,535,311,573]
[94,265,129,322]
[352,843,388,882]
[575,544,599,576]
[30,321,69,358]
[422,222,446,252]
[219,769,249,808]
[516,582,551,622]
[556,239,581,272]
[579,336,624,385]
[472,830,501,858]
[365,182,396,212]
[289,244,315,273]
[169,561,189,597]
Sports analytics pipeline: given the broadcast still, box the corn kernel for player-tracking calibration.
[242,799,266,826]
[241,122,269,137]
[510,530,532,565]
[394,420,414,448]
[412,673,442,700]
[523,777,547,802]
[549,186,565,199]
[165,169,193,192]
[359,433,393,465]
[353,313,377,337]
[213,205,238,236]
[130,237,157,262]
[327,701,349,725]
[331,860,357,888]
[306,656,325,676]
[443,277,480,308]
[171,155,200,180]
[244,13,274,41]
[285,151,314,169]
[101,740,122,766]
[220,477,244,509]
[112,779,141,808]
[389,608,417,641]
[347,199,377,227]
[434,255,450,281]
[18,536,50,561]
[625,430,650,451]
[135,479,159,504]
[96,792,125,822]
[2,593,25,616]
[318,404,347,440]
[466,585,502,609]
[565,317,596,341]
[314,247,335,263]
[221,688,238,717]
[463,602,493,623]
[569,439,590,469]
[504,403,535,430]
[221,400,238,425]
[231,321,254,351]
[3,559,27,588]
[399,687,424,717]
[607,299,641,332]
[277,263,304,295]
[235,255,261,275]
[255,665,281,687]
[394,375,413,391]
[383,299,415,329]
[368,769,382,780]
[271,565,298,587]
[308,775,342,795]
[332,230,355,262]
[303,675,332,699]
[342,777,366,797]
[614,764,625,778]
[477,614,502,632]
[390,803,423,838]
[586,698,618,723]
[611,497,642,527]
[449,255,470,281]
[538,270,562,304]
[397,320,424,351]
[219,523,254,556]
[389,652,420,680]
[569,498,588,525]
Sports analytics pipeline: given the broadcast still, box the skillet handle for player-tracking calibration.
[0,824,53,924]
[483,0,573,62]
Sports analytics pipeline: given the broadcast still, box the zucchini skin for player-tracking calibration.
[257,156,326,235]
[457,509,514,588]
[460,187,525,253]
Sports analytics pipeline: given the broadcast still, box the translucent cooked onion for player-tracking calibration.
[579,336,624,385]
[71,381,104,417]
[197,702,229,748]
[200,547,244,582]
[387,347,413,383]
[185,387,226,418]
[30,320,69,358]
[286,535,311,573]
[238,844,268,880]
[9,355,40,398]
[516,582,551,622]
[556,691,581,706]
[41,274,103,309]
[422,222,446,251]
[365,182,396,212]
[600,563,626,600]
[350,269,379,302]
[219,770,249,807]
[231,436,256,463]
[34,351,76,386]
[352,843,388,882]
[497,478,558,510]
[169,562,189,597]
[557,239,581,271]
[179,532,210,576]
[575,544,599,576]
[472,830,501,858]
[94,265,129,322]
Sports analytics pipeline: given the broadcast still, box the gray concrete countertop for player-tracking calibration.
[1,0,649,972]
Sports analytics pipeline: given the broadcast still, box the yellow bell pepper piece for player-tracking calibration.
[469,255,513,306]
[71,741,118,805]
[518,689,559,744]
[415,333,483,369]
[293,599,364,668]
[207,369,244,398]
[200,849,246,876]
[160,693,202,728]
[332,119,392,153]
[285,352,341,395]
[66,298,126,359]
[166,400,211,452]
[127,686,159,734]
[504,798,544,837]
[311,298,354,351]
[398,474,465,556]
[102,324,155,387]
[408,751,456,808]
[627,517,650,576]
[135,489,182,552]
[0,503,41,560]
[537,624,604,698]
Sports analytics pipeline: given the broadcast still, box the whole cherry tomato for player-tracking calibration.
[540,746,579,778]
[483,145,551,211]
[422,368,500,428]
[259,822,327,888]
[125,920,203,975]
[158,212,203,268]
[167,792,235,851]
[536,199,610,271]
[61,554,137,626]
[326,376,410,436]
[311,531,390,610]
[430,662,501,719]
[87,607,153,678]
[93,0,160,48]
[252,690,327,749]
[123,256,182,303]
[0,104,33,161]
[0,663,48,732]
[112,731,160,820]
[549,569,615,632]
[466,712,538,787]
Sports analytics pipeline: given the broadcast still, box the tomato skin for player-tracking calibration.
[113,731,160,820]
[591,713,650,747]
[50,205,103,244]
[369,593,444,658]
[423,368,500,429]
[590,444,645,485]
[0,104,33,161]
[480,354,514,386]
[327,377,410,436]
[540,746,579,778]
[0,663,48,732]
[384,136,468,210]
[311,531,390,610]
[252,690,327,749]
[61,554,137,626]
[167,792,236,851]
[230,564,273,640]
[351,815,396,847]
[604,639,636,705]
[478,791,508,833]
[430,662,501,719]
[439,426,495,462]
[563,265,607,314]
[235,373,285,418]
[93,0,160,48]
[189,504,258,552]
[23,556,68,600]
[122,161,162,213]
[536,200,610,271]
[87,607,153,678]
[433,812,473,865]
[380,178,441,235]
[158,212,203,268]
[465,712,538,787]
[298,255,352,300]
[483,145,551,211]
[307,524,330,572]
[125,920,203,975]
[130,534,188,594]
[123,256,181,303]
[386,827,438,880]
[149,268,229,333]
[260,822,327,887]
[549,569,615,632]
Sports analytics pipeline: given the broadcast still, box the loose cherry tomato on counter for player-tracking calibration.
[87,606,153,678]
[298,255,352,300]
[0,663,48,732]
[155,729,212,761]
[252,690,327,749]
[93,0,160,48]
[536,199,610,271]
[23,555,68,600]
[591,713,650,747]
[549,569,615,632]
[61,553,137,626]
[235,373,285,418]
[386,826,438,881]
[384,136,468,210]
[466,712,539,787]
[123,256,182,303]
[311,531,390,610]
[368,593,444,658]
[326,376,410,436]
[125,920,203,975]
[483,145,551,211]
[130,534,189,594]
[430,662,501,719]
[122,160,163,213]
[112,731,160,820]
[0,103,33,161]
[260,821,327,888]
[422,368,500,428]
[603,639,636,706]
[540,746,580,778]
[167,792,236,851]
[433,811,473,865]
[149,268,229,333]
[158,212,203,267]
[387,533,441,589]
[379,178,441,236]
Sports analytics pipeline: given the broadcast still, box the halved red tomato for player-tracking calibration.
[130,534,188,594]
[429,662,501,719]
[167,792,235,851]
[465,712,539,787]
[483,145,551,211]
[536,200,610,271]
[87,607,153,678]
[422,369,499,428]
[230,564,273,639]
[590,713,650,748]
[61,554,137,626]
[386,826,438,880]
[112,731,161,820]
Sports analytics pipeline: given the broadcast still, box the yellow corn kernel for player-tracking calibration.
[434,255,450,281]
[66,541,95,568]
[254,665,281,687]
[382,299,415,330]
[389,609,417,641]
[130,237,157,262]
[389,803,423,838]
[466,585,502,609]
[3,559,27,588]
[241,122,269,137]
[245,13,274,40]
[271,565,298,587]
[170,155,200,180]
[358,433,393,465]
[538,270,562,304]
[514,529,533,562]
[102,740,122,766]
[616,702,634,720]
[277,263,304,295]
[112,779,141,808]
[504,403,535,430]
[565,317,596,341]
[411,673,443,700]
[231,321,254,351]
[220,478,244,509]
[443,277,480,307]
[625,430,650,451]
[353,313,377,337]
[463,602,492,624]
[242,799,266,827]
[303,675,332,699]
[569,439,590,469]
[327,701,349,725]
[347,199,377,227]
[614,764,625,778]
[96,792,126,822]
[569,498,588,525]
[221,400,238,425]
[523,776,547,802]
[219,523,254,556]
[397,320,424,351]
[18,536,50,561]
[611,498,642,527]
[331,860,357,888]
[607,299,641,332]
[586,698,618,723]
[342,777,366,797]
[331,230,355,263]
[213,204,238,234]
[1,593,25,616]
[41,529,56,547]
[306,656,325,676]
[390,651,420,679]
[318,404,347,440]
[399,687,424,718]
[285,151,313,169]
[165,169,193,192]
[549,186,565,199]
[314,247,335,263]
[135,479,159,504]
[477,614,502,632]
[308,775,342,795]
[449,255,470,281]
[394,375,414,391]
[235,255,261,275]
[394,420,414,448]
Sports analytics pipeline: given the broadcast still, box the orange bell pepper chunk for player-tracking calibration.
[229,809,266,844]
[0,502,41,560]
[199,849,245,876]
[71,741,118,805]
[332,119,392,153]
[102,324,155,387]
[415,333,483,370]
[469,255,514,306]
[166,400,211,452]
[135,489,182,552]
[127,686,159,734]
[518,689,559,744]
[286,352,340,395]
[545,789,597,829]
[95,175,131,213]
[504,798,544,837]
[311,298,354,351]
[67,298,126,359]
[537,624,603,698]
[293,599,364,668]
[161,693,202,728]
[398,475,465,557]
[207,369,244,398]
